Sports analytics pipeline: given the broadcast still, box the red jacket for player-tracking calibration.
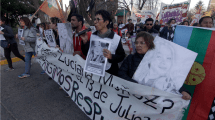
[73,25,91,59]
[112,27,122,37]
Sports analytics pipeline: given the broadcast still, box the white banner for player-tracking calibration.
[131,7,157,24]
[36,39,190,120]
[158,1,190,25]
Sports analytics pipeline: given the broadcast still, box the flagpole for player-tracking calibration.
[30,0,47,21]
[55,0,66,23]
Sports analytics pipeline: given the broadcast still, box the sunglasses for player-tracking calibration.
[94,18,103,22]
[146,24,153,26]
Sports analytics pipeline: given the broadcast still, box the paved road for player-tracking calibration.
[1,61,90,120]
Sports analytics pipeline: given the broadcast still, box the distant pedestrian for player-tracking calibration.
[0,16,25,71]
[121,19,134,35]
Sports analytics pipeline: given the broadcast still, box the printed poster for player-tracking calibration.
[57,23,74,54]
[133,36,197,94]
[84,39,111,77]
[18,29,25,45]
[44,29,56,47]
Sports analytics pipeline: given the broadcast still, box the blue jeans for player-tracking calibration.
[25,52,35,74]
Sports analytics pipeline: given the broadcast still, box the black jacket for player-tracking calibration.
[118,52,190,94]
[81,31,126,76]
[137,27,159,34]
[159,26,174,41]
[1,24,16,44]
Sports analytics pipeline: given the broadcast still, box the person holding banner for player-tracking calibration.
[181,20,189,26]
[81,10,125,76]
[0,17,25,71]
[199,16,213,28]
[118,31,191,100]
[17,17,37,78]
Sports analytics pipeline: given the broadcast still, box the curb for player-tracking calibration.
[0,55,35,66]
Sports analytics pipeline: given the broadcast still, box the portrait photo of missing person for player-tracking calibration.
[48,35,54,42]
[133,37,197,94]
[58,23,73,54]
[88,41,109,64]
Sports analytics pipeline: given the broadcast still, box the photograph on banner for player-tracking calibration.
[84,39,111,77]
[158,1,190,25]
[131,6,157,24]
[18,29,25,45]
[0,27,5,40]
[57,23,74,54]
[133,36,197,94]
[44,29,56,47]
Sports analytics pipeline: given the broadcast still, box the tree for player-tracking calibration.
[195,0,204,11]
[143,0,160,10]
[1,0,43,27]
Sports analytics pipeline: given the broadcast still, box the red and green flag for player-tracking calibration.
[173,26,215,120]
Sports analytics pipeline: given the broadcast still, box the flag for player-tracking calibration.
[39,0,65,22]
[173,25,215,120]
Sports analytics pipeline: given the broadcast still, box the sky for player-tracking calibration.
[63,0,211,10]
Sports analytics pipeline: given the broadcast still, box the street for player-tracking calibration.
[1,60,90,120]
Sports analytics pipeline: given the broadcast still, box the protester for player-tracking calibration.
[121,19,134,35]
[153,20,161,32]
[192,23,199,26]
[118,20,124,29]
[118,31,191,100]
[70,13,91,58]
[0,16,25,71]
[160,18,176,41]
[17,17,37,78]
[50,17,60,46]
[112,23,122,37]
[81,10,125,76]
[199,16,213,28]
[137,18,159,37]
[135,17,143,32]
[123,32,133,55]
[182,20,189,26]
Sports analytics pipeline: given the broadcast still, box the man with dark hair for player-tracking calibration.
[121,19,134,35]
[137,18,158,37]
[199,16,213,28]
[70,13,91,58]
[81,10,125,76]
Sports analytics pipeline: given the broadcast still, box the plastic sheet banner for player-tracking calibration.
[158,0,190,25]
[36,39,189,120]
[131,6,157,24]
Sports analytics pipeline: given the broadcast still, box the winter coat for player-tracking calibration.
[21,26,37,52]
[1,24,16,44]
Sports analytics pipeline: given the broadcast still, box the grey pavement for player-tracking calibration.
[1,61,90,120]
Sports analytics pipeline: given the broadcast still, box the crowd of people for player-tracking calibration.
[0,9,214,100]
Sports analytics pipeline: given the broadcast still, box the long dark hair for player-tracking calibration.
[20,17,32,29]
